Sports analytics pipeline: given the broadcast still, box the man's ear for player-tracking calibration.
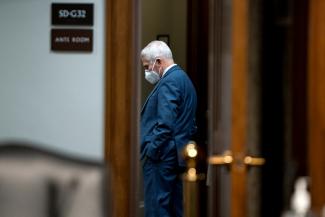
[156,58,161,64]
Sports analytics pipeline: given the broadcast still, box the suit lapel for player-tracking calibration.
[141,65,180,114]
[141,82,160,114]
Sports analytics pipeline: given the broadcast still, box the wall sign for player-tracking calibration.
[51,29,93,52]
[52,3,94,26]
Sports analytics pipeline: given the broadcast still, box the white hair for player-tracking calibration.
[141,40,173,62]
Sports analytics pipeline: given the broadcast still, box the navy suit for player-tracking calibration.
[141,65,197,217]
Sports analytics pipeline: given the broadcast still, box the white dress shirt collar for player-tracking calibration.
[162,64,177,77]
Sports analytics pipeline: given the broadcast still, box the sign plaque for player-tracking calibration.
[51,29,93,52]
[52,3,94,26]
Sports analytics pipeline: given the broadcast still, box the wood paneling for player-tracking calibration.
[104,0,140,217]
[308,0,325,214]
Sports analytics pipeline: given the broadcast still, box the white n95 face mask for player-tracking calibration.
[145,70,160,84]
[144,59,160,84]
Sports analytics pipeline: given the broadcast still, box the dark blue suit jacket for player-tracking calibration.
[140,65,197,167]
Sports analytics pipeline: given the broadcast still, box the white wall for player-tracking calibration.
[141,0,187,104]
[0,0,105,160]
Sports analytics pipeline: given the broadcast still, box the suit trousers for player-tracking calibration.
[142,148,183,217]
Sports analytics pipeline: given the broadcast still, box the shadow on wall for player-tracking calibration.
[0,141,111,217]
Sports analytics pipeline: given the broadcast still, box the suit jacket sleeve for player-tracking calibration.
[145,79,180,160]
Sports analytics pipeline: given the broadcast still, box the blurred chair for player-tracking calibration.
[0,141,110,217]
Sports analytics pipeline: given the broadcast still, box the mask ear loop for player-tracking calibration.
[150,59,157,71]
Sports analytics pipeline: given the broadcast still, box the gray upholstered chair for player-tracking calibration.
[0,142,110,217]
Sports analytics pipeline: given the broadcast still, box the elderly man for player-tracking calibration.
[140,40,197,217]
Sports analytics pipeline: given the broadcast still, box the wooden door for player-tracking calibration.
[207,1,264,217]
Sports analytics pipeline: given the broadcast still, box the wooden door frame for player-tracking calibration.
[104,0,141,217]
[308,0,325,215]
[186,0,209,215]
